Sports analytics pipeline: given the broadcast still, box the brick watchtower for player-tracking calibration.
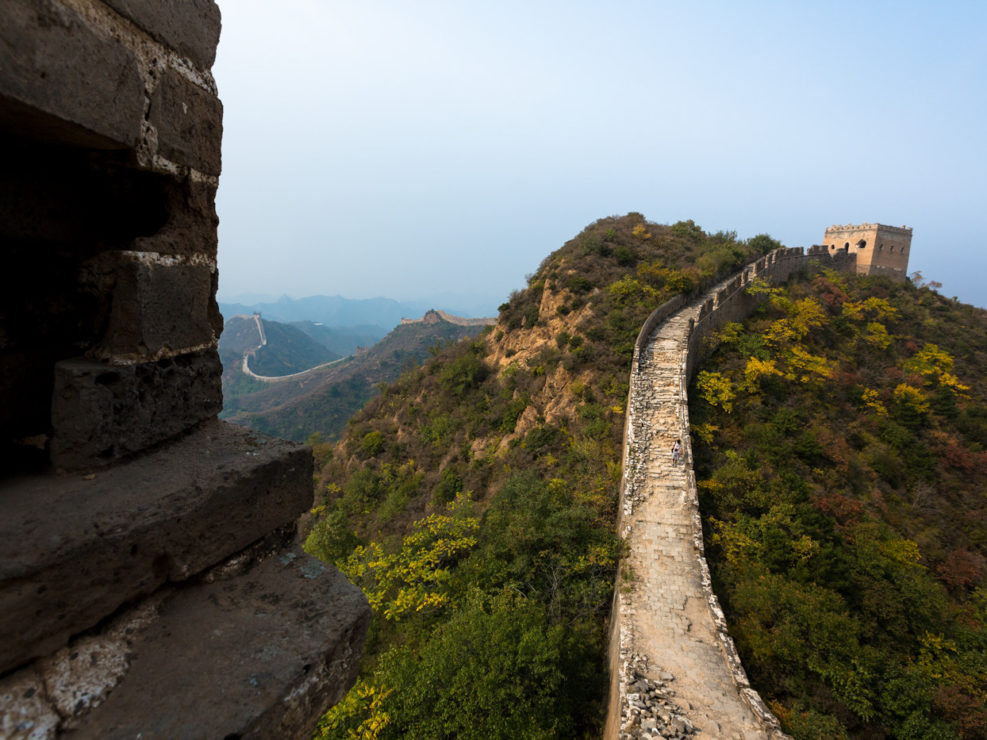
[823,223,912,280]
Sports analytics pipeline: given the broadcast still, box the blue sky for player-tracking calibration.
[214,1,987,311]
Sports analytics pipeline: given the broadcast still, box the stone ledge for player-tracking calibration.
[0,421,313,674]
[1,542,370,740]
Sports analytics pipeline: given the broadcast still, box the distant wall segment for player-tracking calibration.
[606,247,855,739]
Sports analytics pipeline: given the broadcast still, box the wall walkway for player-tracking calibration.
[607,248,855,739]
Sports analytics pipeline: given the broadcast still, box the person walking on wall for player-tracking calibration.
[671,438,682,465]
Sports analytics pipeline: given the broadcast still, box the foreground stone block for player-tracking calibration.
[0,421,313,673]
[149,69,223,175]
[0,0,144,148]
[50,350,222,469]
[94,254,219,358]
[1,543,370,740]
[131,178,220,258]
[102,0,222,69]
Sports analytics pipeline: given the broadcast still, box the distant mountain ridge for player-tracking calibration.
[219,294,495,331]
[219,312,489,442]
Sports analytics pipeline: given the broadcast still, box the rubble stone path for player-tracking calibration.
[616,302,781,739]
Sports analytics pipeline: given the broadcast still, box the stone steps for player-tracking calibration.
[613,268,789,740]
[0,421,371,738]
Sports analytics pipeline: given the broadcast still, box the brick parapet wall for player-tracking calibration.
[1,0,227,468]
[0,4,369,736]
[607,247,855,739]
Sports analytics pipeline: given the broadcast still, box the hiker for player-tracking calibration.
[671,439,682,464]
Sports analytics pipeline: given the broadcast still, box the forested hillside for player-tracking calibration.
[691,272,987,739]
[221,316,488,443]
[226,316,340,377]
[304,214,780,737]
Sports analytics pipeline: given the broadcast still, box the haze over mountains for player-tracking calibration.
[218,293,500,333]
[218,310,492,442]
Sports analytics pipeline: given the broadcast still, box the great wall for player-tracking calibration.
[231,313,352,383]
[235,309,495,383]
[0,2,919,736]
[606,246,858,739]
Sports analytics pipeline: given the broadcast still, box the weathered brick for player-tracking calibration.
[49,350,222,470]
[0,0,144,149]
[149,69,223,175]
[102,0,221,69]
[93,253,217,357]
[1,421,315,674]
[131,178,219,258]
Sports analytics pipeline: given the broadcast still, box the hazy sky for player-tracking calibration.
[214,1,987,312]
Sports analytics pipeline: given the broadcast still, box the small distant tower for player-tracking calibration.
[823,223,912,280]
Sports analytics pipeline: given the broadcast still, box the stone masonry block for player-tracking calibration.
[132,178,219,258]
[49,350,222,470]
[0,0,144,149]
[149,69,223,175]
[102,0,222,69]
[0,421,314,674]
[96,254,217,357]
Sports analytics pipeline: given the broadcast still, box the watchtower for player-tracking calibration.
[823,223,912,280]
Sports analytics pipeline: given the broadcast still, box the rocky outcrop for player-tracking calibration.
[0,2,368,737]
[400,309,497,327]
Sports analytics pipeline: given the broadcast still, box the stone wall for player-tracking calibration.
[0,3,369,737]
[606,247,855,739]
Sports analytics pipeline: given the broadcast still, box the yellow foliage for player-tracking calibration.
[917,632,959,682]
[692,422,719,445]
[746,278,781,297]
[710,517,762,569]
[892,383,930,415]
[904,344,970,396]
[697,371,735,413]
[607,276,658,301]
[631,223,652,239]
[860,388,888,416]
[743,356,783,392]
[880,538,922,566]
[790,298,827,336]
[341,500,479,621]
[864,322,892,350]
[763,318,798,345]
[844,296,898,322]
[716,322,745,344]
[316,680,393,740]
[792,534,820,563]
[763,298,826,347]
[785,346,837,382]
